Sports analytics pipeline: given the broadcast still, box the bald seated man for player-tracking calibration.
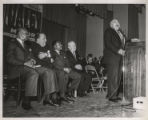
[7,28,39,110]
[66,41,91,97]
[25,33,60,106]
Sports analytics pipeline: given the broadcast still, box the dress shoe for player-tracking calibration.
[106,94,109,99]
[43,100,60,107]
[116,97,122,100]
[77,93,83,97]
[109,98,119,102]
[66,97,75,102]
[66,95,76,101]
[22,102,32,110]
[67,96,75,102]
[67,94,76,99]
[52,98,61,106]
[83,93,87,96]
[56,98,62,105]
[66,92,73,98]
[78,92,86,97]
[60,97,72,103]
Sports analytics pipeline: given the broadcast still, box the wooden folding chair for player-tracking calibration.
[3,74,25,107]
[98,67,108,92]
[85,65,104,93]
[3,74,43,106]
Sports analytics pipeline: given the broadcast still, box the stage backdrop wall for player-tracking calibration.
[128,5,139,39]
[138,7,146,41]
[41,18,67,51]
[109,4,145,41]
[112,4,128,37]
[42,4,86,57]
[86,16,104,58]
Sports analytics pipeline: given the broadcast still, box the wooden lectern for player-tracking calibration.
[124,41,146,102]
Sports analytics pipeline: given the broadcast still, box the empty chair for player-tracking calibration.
[98,67,108,92]
[85,65,107,93]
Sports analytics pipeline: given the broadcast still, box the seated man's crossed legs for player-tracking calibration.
[77,72,92,97]
[21,66,39,110]
[67,70,81,97]
[55,70,81,103]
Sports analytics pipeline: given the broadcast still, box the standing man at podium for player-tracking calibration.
[103,19,125,102]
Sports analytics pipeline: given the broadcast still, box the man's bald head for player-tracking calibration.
[68,41,77,52]
[36,33,47,47]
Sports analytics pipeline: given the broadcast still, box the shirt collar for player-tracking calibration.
[16,38,24,47]
[55,50,60,55]
[17,38,23,43]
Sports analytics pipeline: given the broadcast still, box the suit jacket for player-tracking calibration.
[66,50,84,71]
[25,41,53,68]
[103,28,124,64]
[51,50,70,71]
[7,39,33,79]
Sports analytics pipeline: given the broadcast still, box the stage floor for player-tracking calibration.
[3,92,144,117]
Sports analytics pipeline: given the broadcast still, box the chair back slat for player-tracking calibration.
[85,65,108,93]
[85,65,100,78]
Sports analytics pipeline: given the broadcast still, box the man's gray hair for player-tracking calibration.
[110,19,119,28]
[68,40,76,46]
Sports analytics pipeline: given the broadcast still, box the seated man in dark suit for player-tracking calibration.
[51,41,81,103]
[25,33,60,106]
[7,28,39,110]
[7,28,59,110]
[66,41,91,97]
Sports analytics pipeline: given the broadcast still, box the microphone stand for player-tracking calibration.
[120,31,130,106]
[120,54,130,105]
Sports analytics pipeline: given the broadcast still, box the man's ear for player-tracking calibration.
[68,46,70,50]
[36,38,39,43]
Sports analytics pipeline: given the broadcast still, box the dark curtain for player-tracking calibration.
[128,5,139,39]
[43,4,87,56]
[3,36,11,75]
[103,10,113,33]
[41,18,66,50]
[103,10,113,46]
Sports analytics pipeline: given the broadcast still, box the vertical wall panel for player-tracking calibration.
[128,5,139,39]
[138,7,146,41]
[86,16,104,58]
[113,4,128,37]
[43,4,86,56]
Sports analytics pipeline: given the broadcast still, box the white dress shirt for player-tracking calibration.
[17,38,24,48]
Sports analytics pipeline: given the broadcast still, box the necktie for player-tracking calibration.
[73,52,77,60]
[20,41,25,48]
[117,31,125,45]
[57,51,61,55]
